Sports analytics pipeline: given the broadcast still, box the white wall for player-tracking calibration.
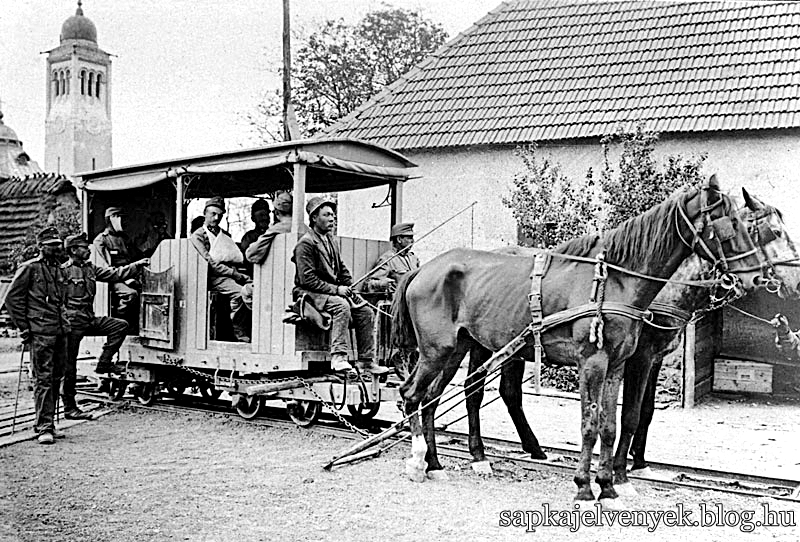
[339,128,800,263]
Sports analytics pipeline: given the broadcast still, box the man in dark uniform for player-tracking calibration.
[61,233,150,419]
[92,207,141,323]
[366,222,420,295]
[245,192,306,264]
[5,227,70,445]
[292,196,389,376]
[239,198,272,260]
[190,197,251,342]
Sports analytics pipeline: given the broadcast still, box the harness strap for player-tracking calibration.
[528,253,548,382]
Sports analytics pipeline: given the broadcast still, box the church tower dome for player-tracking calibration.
[60,1,97,44]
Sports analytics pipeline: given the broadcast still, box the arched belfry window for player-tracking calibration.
[88,72,94,98]
[53,71,59,96]
[80,70,86,95]
[59,71,65,95]
[95,73,102,98]
[65,69,70,94]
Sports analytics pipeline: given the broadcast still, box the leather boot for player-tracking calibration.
[356,359,391,376]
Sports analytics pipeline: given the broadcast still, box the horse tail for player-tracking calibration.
[391,267,422,349]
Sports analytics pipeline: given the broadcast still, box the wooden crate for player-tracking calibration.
[713,359,773,393]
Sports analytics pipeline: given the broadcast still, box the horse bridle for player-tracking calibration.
[742,207,800,295]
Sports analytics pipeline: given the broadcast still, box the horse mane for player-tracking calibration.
[601,191,687,268]
[552,234,601,257]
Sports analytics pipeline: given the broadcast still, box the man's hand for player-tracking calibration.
[234,272,250,285]
[19,329,30,344]
[134,258,150,268]
[336,285,352,297]
[771,313,791,336]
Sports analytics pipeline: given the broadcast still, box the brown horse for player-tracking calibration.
[459,190,800,492]
[392,179,767,503]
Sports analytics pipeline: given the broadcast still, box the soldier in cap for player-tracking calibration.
[292,197,389,376]
[190,196,252,342]
[135,210,172,258]
[245,191,307,265]
[366,222,420,295]
[61,233,150,419]
[4,227,70,444]
[239,198,272,261]
[92,206,143,324]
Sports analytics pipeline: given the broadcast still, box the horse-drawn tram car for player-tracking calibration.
[76,138,416,426]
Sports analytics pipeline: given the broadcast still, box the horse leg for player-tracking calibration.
[401,345,462,483]
[574,350,609,502]
[465,344,488,465]
[596,363,625,503]
[613,354,653,493]
[630,360,662,471]
[421,358,463,480]
[501,359,547,459]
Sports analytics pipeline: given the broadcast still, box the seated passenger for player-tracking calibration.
[239,198,272,260]
[136,211,172,257]
[365,222,420,295]
[245,191,306,264]
[292,197,389,376]
[190,197,252,342]
[92,207,142,324]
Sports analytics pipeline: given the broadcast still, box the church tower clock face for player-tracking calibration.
[44,1,112,177]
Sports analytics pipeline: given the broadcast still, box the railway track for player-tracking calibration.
[43,386,800,504]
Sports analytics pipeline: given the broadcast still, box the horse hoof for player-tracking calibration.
[471,460,493,475]
[426,469,449,481]
[529,451,548,460]
[631,467,662,480]
[598,497,626,510]
[405,460,427,483]
[614,482,638,498]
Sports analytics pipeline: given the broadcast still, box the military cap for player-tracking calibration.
[273,191,293,213]
[306,196,336,217]
[204,196,226,213]
[64,233,90,249]
[251,198,271,217]
[37,226,62,245]
[390,222,415,238]
[104,206,124,218]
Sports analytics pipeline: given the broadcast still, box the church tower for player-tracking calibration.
[45,1,112,177]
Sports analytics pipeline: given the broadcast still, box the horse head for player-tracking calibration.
[740,188,800,299]
[678,174,763,291]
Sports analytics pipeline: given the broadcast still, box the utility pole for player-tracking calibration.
[282,0,299,140]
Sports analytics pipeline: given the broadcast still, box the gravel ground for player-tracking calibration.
[2,407,799,542]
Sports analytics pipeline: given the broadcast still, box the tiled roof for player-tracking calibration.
[326,0,800,149]
[0,173,78,266]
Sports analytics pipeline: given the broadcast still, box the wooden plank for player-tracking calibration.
[177,240,189,351]
[351,238,368,280]
[682,321,695,408]
[269,235,287,355]
[282,234,295,356]
[251,262,263,353]
[338,237,355,279]
[713,359,773,393]
[365,240,382,278]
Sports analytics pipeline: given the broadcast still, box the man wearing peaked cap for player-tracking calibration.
[239,198,272,265]
[246,191,308,265]
[93,205,142,326]
[4,227,70,444]
[61,233,150,418]
[366,222,420,295]
[204,196,226,213]
[291,196,389,376]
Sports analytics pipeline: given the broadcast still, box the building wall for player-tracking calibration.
[339,129,800,263]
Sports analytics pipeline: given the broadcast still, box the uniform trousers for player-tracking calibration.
[30,334,67,435]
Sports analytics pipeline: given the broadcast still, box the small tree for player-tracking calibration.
[503,145,598,248]
[599,124,706,230]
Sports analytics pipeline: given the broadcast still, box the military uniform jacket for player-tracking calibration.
[93,228,139,268]
[367,248,420,290]
[292,230,353,309]
[62,259,140,331]
[246,219,309,264]
[5,257,70,335]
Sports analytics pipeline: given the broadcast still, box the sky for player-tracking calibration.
[0,0,502,170]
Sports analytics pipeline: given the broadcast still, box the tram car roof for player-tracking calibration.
[75,138,417,198]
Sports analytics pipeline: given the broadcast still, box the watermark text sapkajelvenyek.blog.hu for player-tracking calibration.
[499,502,796,533]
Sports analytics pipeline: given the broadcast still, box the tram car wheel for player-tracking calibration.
[286,400,321,427]
[200,383,223,400]
[233,394,264,420]
[134,383,159,406]
[107,379,127,401]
